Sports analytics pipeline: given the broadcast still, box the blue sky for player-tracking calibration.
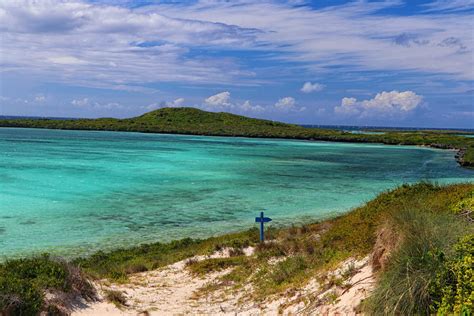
[0,0,473,128]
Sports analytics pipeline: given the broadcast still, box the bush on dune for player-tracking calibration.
[431,234,474,315]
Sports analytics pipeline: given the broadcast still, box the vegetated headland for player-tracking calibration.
[0,107,473,168]
[1,183,473,314]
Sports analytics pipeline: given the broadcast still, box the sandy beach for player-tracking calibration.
[72,247,375,315]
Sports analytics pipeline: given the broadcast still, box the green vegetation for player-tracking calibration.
[431,235,474,315]
[74,229,258,281]
[1,183,472,314]
[186,256,247,276]
[365,209,471,314]
[1,107,473,167]
[0,254,95,315]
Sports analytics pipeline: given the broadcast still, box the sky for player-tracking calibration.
[0,0,473,128]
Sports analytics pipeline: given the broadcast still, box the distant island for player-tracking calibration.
[1,107,472,168]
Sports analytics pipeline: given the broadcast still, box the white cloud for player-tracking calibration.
[71,98,124,110]
[241,100,264,113]
[145,98,185,110]
[335,90,423,117]
[203,92,265,113]
[274,96,306,112]
[157,1,473,80]
[0,0,472,96]
[423,0,474,12]
[71,98,90,107]
[275,97,296,109]
[204,91,232,109]
[0,0,258,90]
[35,94,46,102]
[167,97,185,108]
[48,56,86,65]
[301,82,325,93]
[0,95,47,106]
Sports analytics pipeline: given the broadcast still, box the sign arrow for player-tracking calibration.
[255,211,272,242]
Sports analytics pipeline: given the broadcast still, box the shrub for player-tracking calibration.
[430,234,474,315]
[0,254,95,315]
[269,256,308,285]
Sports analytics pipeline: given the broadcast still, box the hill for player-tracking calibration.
[0,107,307,137]
[0,107,473,167]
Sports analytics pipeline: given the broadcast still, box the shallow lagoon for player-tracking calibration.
[1,128,473,257]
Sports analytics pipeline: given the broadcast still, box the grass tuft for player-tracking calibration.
[104,289,127,307]
[187,257,247,276]
[364,207,472,315]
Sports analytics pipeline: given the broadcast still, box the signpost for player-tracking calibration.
[255,211,272,242]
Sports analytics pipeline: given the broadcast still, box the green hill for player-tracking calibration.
[0,107,473,167]
[132,107,307,137]
[0,107,308,137]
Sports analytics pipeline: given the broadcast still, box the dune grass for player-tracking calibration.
[364,208,472,314]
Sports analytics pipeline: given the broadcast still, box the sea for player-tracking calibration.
[1,127,473,258]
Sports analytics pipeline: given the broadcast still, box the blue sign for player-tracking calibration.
[255,211,272,242]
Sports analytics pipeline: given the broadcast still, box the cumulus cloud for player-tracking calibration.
[301,82,325,93]
[335,91,423,117]
[204,91,232,109]
[275,97,295,109]
[166,97,185,108]
[203,92,264,113]
[145,98,185,111]
[71,98,90,107]
[71,98,124,110]
[240,100,264,113]
[274,97,306,112]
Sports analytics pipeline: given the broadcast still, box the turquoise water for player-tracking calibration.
[1,128,473,258]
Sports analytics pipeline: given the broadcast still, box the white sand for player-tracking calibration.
[72,249,374,316]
